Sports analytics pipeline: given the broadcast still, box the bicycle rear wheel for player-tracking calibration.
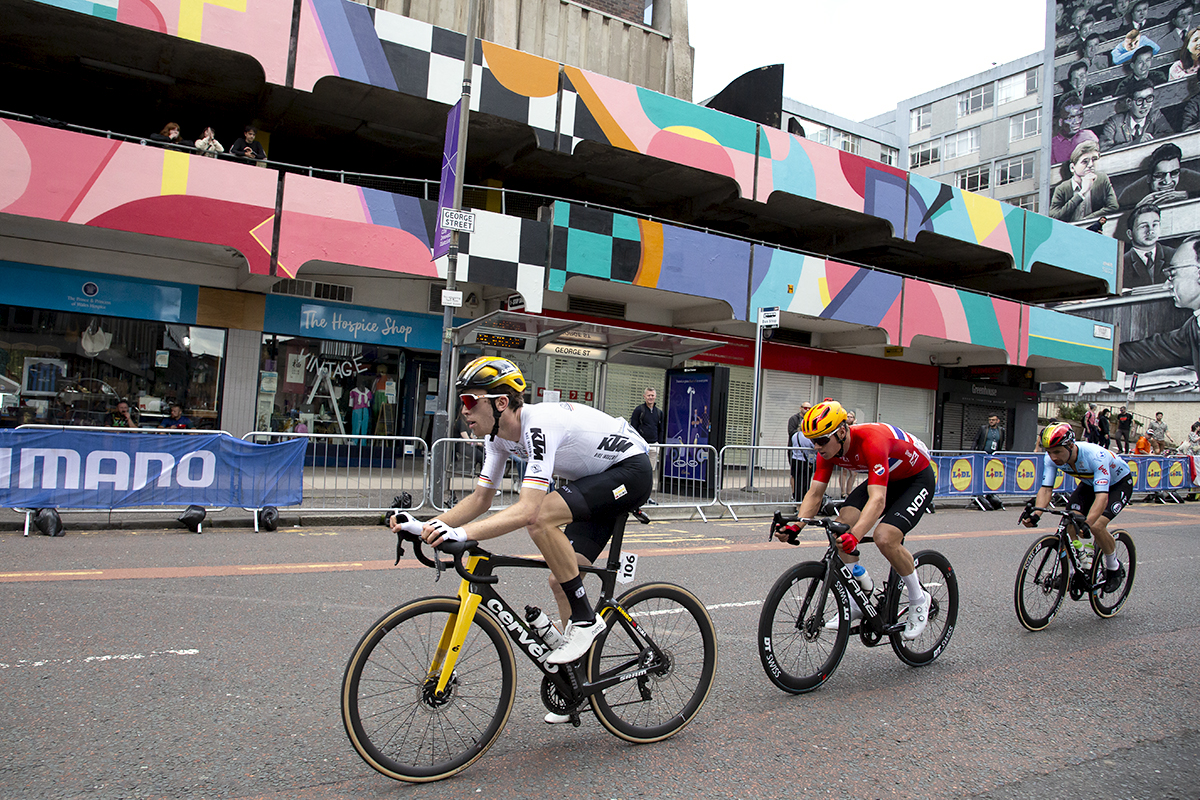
[758,561,848,694]
[588,582,717,743]
[1014,534,1067,631]
[342,597,516,782]
[1090,530,1136,618]
[888,550,958,666]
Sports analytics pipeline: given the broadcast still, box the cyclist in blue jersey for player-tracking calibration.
[1023,423,1132,592]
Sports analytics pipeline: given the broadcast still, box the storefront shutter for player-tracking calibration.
[877,383,935,446]
[760,370,815,447]
[603,364,665,423]
[545,357,596,405]
[822,377,879,424]
[942,403,965,451]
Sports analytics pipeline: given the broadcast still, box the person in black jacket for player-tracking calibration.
[229,126,266,162]
[630,388,664,499]
[974,414,1006,454]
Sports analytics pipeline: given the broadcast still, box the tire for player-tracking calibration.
[888,550,959,666]
[758,562,848,694]
[1014,535,1067,632]
[588,582,717,743]
[1090,530,1136,618]
[342,597,516,782]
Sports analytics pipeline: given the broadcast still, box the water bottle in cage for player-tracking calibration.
[524,605,566,649]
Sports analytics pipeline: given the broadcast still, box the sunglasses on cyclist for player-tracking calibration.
[810,430,843,447]
[459,393,506,411]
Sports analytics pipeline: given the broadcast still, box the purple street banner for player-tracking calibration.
[0,430,306,509]
[432,100,462,261]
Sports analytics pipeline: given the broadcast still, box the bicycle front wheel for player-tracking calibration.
[888,549,959,666]
[588,582,717,743]
[1014,534,1066,631]
[758,561,848,694]
[1090,529,1136,618]
[342,597,516,782]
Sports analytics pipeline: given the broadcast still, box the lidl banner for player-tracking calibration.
[0,430,306,509]
[929,452,1192,498]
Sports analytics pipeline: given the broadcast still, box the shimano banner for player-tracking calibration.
[0,430,306,509]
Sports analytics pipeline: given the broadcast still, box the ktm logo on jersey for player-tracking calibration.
[597,435,634,453]
[530,428,546,460]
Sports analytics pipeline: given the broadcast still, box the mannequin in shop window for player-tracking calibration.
[372,366,395,435]
[349,378,372,445]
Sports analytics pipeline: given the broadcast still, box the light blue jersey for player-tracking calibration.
[1041,441,1131,491]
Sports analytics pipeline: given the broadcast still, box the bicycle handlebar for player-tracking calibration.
[1018,503,1092,537]
[770,511,850,546]
[388,512,498,583]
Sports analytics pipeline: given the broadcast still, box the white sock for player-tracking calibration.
[901,571,924,602]
[1104,552,1120,570]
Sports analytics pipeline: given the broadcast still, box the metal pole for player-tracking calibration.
[747,314,763,489]
[432,0,479,506]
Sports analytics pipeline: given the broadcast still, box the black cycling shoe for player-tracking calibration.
[1103,563,1125,593]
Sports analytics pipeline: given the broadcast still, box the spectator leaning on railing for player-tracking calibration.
[194,127,224,157]
[229,126,266,162]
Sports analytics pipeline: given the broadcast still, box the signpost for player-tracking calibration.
[748,307,779,489]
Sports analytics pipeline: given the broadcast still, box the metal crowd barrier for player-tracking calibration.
[11,425,235,533]
[240,432,429,522]
[650,444,721,520]
[716,445,816,521]
[429,438,527,512]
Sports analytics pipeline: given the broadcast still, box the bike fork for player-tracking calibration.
[429,556,487,694]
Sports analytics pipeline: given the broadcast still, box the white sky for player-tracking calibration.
[687,0,1050,122]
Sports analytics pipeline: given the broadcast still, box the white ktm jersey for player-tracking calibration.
[478,402,648,492]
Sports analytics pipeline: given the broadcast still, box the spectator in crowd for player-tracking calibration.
[1146,411,1173,452]
[786,400,813,441]
[1116,405,1137,452]
[1176,421,1200,454]
[1127,0,1154,31]
[1083,403,1101,443]
[973,413,1006,454]
[1098,407,1113,448]
[158,402,192,429]
[1169,27,1200,78]
[1115,45,1169,98]
[1120,235,1200,378]
[786,401,814,502]
[1051,141,1119,221]
[630,387,664,500]
[1118,143,1200,207]
[454,406,484,469]
[109,399,136,428]
[229,126,266,162]
[1112,28,1160,65]
[1134,433,1153,453]
[1122,203,1175,289]
[149,122,189,150]
[1052,92,1100,164]
[1082,33,1110,72]
[1099,80,1174,149]
[1162,4,1196,50]
[194,127,224,157]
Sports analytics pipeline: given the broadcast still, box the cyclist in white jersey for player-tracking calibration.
[396,357,652,668]
[1023,423,1133,592]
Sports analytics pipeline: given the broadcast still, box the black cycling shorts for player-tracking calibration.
[556,453,653,562]
[842,465,935,536]
[1068,475,1133,521]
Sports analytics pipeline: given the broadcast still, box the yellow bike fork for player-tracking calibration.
[430,555,487,694]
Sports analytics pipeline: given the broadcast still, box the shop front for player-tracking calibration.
[258,296,447,440]
[0,261,226,429]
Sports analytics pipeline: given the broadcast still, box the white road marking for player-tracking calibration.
[0,648,199,670]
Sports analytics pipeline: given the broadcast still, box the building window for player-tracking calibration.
[910,104,932,133]
[910,141,940,169]
[643,0,653,25]
[943,128,980,160]
[957,83,994,117]
[879,146,898,166]
[1009,109,1040,142]
[997,154,1035,186]
[1012,193,1038,212]
[813,128,861,154]
[957,166,990,193]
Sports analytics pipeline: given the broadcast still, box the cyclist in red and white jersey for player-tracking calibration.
[776,399,936,640]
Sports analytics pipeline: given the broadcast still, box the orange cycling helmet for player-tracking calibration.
[1039,422,1076,450]
[801,399,848,439]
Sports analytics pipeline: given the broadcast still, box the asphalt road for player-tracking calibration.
[2,501,1199,800]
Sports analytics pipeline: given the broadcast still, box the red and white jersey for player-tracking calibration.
[812,423,932,487]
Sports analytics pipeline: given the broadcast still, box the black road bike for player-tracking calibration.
[341,513,718,782]
[758,512,959,694]
[1014,504,1136,631]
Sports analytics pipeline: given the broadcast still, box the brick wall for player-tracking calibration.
[577,0,646,26]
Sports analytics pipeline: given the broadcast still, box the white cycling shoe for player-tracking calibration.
[823,598,864,630]
[546,616,607,664]
[902,590,932,641]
